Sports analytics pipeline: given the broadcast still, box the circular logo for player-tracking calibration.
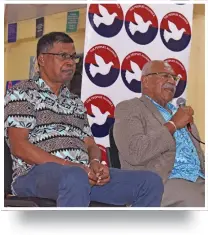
[88,4,124,37]
[97,144,109,166]
[84,94,115,138]
[121,51,151,93]
[164,58,187,98]
[125,4,158,45]
[85,44,120,87]
[160,12,191,52]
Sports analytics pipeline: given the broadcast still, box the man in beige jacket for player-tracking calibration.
[114,60,205,207]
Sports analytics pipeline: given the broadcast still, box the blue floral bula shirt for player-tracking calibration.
[146,96,204,182]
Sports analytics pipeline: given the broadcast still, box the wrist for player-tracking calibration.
[88,158,100,167]
[164,121,176,135]
[62,159,83,168]
[62,159,69,166]
[168,120,177,131]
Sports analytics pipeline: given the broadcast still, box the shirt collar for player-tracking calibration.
[145,95,176,112]
[30,74,71,98]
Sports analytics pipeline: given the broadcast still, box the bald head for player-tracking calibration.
[141,60,175,76]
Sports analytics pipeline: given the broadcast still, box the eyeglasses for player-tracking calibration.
[145,72,181,82]
[42,52,79,62]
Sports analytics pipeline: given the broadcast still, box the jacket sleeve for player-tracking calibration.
[113,101,176,166]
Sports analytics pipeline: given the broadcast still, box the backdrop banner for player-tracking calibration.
[81,3,193,149]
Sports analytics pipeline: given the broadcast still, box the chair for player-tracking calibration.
[4,140,123,207]
[106,125,121,169]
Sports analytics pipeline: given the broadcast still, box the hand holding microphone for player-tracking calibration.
[166,98,205,145]
[170,98,194,131]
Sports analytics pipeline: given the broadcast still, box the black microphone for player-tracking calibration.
[176,97,192,132]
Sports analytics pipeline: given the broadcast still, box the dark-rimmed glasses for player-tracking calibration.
[42,52,79,62]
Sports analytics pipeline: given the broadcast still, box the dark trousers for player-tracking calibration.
[12,162,164,207]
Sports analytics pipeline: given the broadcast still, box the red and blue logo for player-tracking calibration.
[164,58,187,98]
[84,44,120,87]
[121,51,151,93]
[160,12,191,51]
[84,94,115,138]
[125,4,158,45]
[88,4,124,37]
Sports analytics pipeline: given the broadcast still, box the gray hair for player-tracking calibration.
[141,60,172,76]
[141,60,173,92]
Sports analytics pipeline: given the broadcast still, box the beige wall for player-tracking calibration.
[4,8,86,88]
[187,8,205,145]
[4,5,205,143]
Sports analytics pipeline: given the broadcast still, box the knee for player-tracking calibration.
[61,166,89,188]
[146,171,164,193]
[139,171,164,194]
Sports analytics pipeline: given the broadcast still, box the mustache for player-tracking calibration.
[162,83,176,92]
[62,69,74,73]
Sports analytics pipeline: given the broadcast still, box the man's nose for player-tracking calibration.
[169,77,177,85]
[65,59,75,66]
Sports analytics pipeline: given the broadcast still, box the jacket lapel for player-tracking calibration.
[139,95,166,125]
[139,95,205,173]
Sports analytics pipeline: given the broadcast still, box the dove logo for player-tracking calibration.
[88,4,124,37]
[121,51,151,93]
[160,12,191,52]
[97,144,109,166]
[84,95,115,138]
[125,4,158,45]
[85,44,120,87]
[164,58,187,98]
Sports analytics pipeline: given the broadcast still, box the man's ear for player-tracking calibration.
[38,55,44,67]
[141,76,148,89]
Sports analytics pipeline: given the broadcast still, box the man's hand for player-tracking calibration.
[81,165,98,186]
[89,161,110,186]
[171,106,194,129]
[83,136,110,186]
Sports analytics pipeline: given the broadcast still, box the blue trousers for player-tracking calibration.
[12,162,164,207]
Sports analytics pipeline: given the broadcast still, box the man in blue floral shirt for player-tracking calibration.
[114,60,205,207]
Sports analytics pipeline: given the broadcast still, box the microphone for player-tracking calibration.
[176,97,192,132]
[176,98,205,145]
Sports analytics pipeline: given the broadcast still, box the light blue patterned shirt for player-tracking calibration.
[146,96,204,182]
[4,76,92,185]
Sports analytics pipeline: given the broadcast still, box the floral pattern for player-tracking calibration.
[145,95,204,182]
